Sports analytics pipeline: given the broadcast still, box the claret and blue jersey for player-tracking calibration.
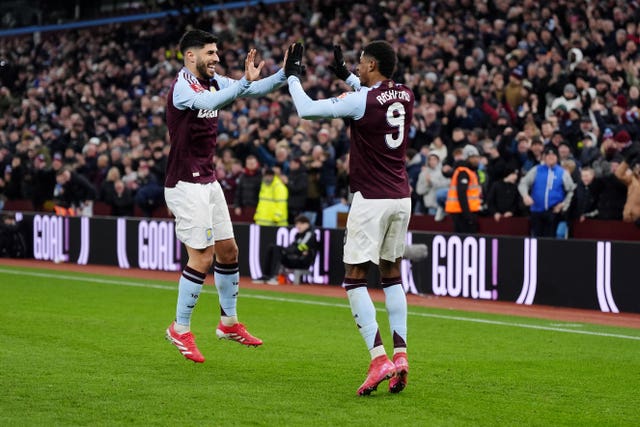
[288,73,414,199]
[164,67,285,188]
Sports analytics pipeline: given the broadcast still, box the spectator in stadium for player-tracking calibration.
[302,146,325,226]
[132,160,164,217]
[216,158,242,205]
[285,156,308,224]
[233,154,262,218]
[592,155,628,221]
[548,84,581,121]
[30,154,57,211]
[163,29,287,363]
[481,138,511,193]
[322,153,351,228]
[486,167,524,222]
[428,136,447,166]
[579,133,601,168]
[253,167,288,226]
[416,153,450,216]
[518,145,576,237]
[53,166,97,217]
[287,41,411,395]
[444,144,483,234]
[572,167,599,223]
[100,166,121,203]
[406,147,426,212]
[254,214,318,284]
[108,179,135,217]
[1,155,24,201]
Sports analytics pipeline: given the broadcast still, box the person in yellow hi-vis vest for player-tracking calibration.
[445,144,482,233]
[254,167,289,226]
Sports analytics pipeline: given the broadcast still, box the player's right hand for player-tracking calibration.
[328,45,350,81]
[284,42,304,78]
[245,48,265,82]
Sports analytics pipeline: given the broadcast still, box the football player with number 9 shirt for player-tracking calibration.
[286,41,414,396]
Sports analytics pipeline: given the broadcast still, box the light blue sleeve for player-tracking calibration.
[345,73,361,91]
[243,69,287,97]
[287,76,366,120]
[215,69,286,97]
[173,74,250,111]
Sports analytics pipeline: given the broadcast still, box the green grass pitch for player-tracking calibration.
[1,265,639,426]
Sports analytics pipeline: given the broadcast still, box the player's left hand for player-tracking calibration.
[328,45,350,80]
[245,49,265,82]
[284,42,304,78]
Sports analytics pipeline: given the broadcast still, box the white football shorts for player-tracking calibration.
[164,180,234,249]
[343,191,411,265]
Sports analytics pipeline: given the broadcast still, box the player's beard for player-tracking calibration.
[196,58,215,79]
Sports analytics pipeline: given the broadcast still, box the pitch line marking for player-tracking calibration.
[1,268,639,341]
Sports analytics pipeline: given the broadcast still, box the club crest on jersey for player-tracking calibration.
[189,83,206,93]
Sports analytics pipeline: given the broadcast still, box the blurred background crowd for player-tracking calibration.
[1,0,640,234]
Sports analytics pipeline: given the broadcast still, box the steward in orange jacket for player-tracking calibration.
[445,145,482,233]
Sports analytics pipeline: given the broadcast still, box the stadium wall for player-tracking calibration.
[11,212,640,314]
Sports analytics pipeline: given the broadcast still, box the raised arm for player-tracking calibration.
[284,43,364,120]
[175,49,266,111]
[288,76,365,120]
[238,48,286,97]
[329,45,361,91]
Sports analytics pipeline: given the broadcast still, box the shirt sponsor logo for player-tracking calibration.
[197,109,218,118]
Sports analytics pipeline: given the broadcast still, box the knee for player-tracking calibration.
[215,240,239,264]
[379,258,401,277]
[189,252,214,273]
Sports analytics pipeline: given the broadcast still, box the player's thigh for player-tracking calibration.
[343,193,384,265]
[165,181,215,249]
[209,181,235,242]
[379,197,411,262]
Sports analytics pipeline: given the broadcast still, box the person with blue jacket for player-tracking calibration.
[518,145,576,237]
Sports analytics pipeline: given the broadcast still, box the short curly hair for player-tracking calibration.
[362,40,397,79]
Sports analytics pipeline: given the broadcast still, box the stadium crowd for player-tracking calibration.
[1,0,640,235]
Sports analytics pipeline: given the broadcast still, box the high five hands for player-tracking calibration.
[245,49,265,82]
[284,42,305,78]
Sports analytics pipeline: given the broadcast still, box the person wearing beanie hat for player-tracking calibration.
[542,144,558,157]
[603,128,614,140]
[485,166,523,222]
[614,129,640,170]
[505,65,525,111]
[461,144,480,160]
[518,141,576,238]
[614,130,631,144]
[547,82,580,120]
